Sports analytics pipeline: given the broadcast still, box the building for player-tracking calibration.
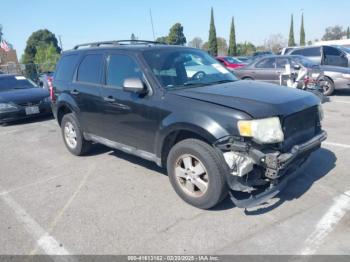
[0,48,21,74]
[314,39,350,48]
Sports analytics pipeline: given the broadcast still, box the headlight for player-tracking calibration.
[342,73,350,79]
[0,103,18,112]
[318,104,324,121]
[237,117,284,144]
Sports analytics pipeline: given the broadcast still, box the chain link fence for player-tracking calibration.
[0,62,56,82]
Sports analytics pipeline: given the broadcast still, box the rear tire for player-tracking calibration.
[61,113,91,156]
[167,139,228,209]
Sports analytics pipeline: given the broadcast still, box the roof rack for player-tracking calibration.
[73,40,167,50]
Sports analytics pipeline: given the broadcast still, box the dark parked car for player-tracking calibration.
[51,40,326,209]
[0,74,51,124]
[38,71,54,89]
[287,45,350,68]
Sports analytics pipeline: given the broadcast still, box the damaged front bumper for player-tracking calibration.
[215,130,327,208]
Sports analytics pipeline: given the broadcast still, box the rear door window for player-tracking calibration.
[255,58,276,69]
[55,55,79,81]
[77,54,103,84]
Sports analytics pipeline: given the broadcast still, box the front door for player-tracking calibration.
[323,46,348,67]
[99,53,159,153]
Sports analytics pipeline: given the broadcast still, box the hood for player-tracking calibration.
[0,88,49,104]
[170,81,320,118]
[320,65,350,74]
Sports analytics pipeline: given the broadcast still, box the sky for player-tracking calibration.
[1,0,349,57]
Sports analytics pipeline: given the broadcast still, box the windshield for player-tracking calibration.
[338,46,350,54]
[0,76,38,92]
[292,56,318,68]
[143,49,237,89]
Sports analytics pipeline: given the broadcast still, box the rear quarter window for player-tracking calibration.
[55,54,79,82]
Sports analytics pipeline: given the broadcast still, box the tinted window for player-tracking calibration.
[324,46,342,56]
[77,54,103,84]
[0,76,37,92]
[292,47,320,57]
[55,55,79,81]
[276,58,290,68]
[106,55,142,88]
[255,58,276,69]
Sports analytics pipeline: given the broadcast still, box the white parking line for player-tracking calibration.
[331,100,350,104]
[0,185,73,258]
[323,141,350,149]
[300,190,350,255]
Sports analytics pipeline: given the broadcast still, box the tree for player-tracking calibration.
[300,13,306,46]
[208,7,218,56]
[217,37,228,56]
[188,37,203,49]
[34,44,60,73]
[236,42,256,56]
[202,41,209,51]
[22,29,61,80]
[167,23,186,45]
[347,27,350,39]
[288,14,296,47]
[264,34,287,53]
[228,17,237,56]
[130,33,137,40]
[322,25,345,40]
[155,36,168,44]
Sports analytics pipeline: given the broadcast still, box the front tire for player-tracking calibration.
[167,139,228,209]
[320,76,335,96]
[61,113,91,156]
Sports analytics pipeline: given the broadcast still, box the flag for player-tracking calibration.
[0,40,10,52]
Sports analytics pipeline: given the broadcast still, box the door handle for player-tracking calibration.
[103,96,116,102]
[70,89,79,95]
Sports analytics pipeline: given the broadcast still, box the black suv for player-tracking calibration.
[51,40,327,209]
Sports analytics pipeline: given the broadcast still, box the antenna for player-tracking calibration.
[149,8,156,41]
[58,35,63,51]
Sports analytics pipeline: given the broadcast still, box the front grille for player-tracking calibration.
[282,106,318,152]
[17,101,41,107]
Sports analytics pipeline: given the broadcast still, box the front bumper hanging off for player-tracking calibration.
[225,131,328,209]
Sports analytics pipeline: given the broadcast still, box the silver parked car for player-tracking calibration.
[233,55,350,95]
[287,45,350,68]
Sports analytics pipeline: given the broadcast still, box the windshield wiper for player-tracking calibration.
[208,80,236,85]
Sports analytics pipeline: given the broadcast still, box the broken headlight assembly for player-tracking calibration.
[237,117,284,144]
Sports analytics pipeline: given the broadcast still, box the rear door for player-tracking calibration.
[70,52,105,135]
[253,57,278,83]
[323,46,348,67]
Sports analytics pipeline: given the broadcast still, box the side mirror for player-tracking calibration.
[123,78,147,94]
[293,64,301,70]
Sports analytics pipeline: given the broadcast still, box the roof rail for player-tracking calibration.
[73,40,167,50]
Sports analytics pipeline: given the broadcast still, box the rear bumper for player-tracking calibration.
[0,102,52,124]
[224,131,327,208]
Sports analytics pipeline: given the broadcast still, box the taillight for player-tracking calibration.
[47,76,55,102]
